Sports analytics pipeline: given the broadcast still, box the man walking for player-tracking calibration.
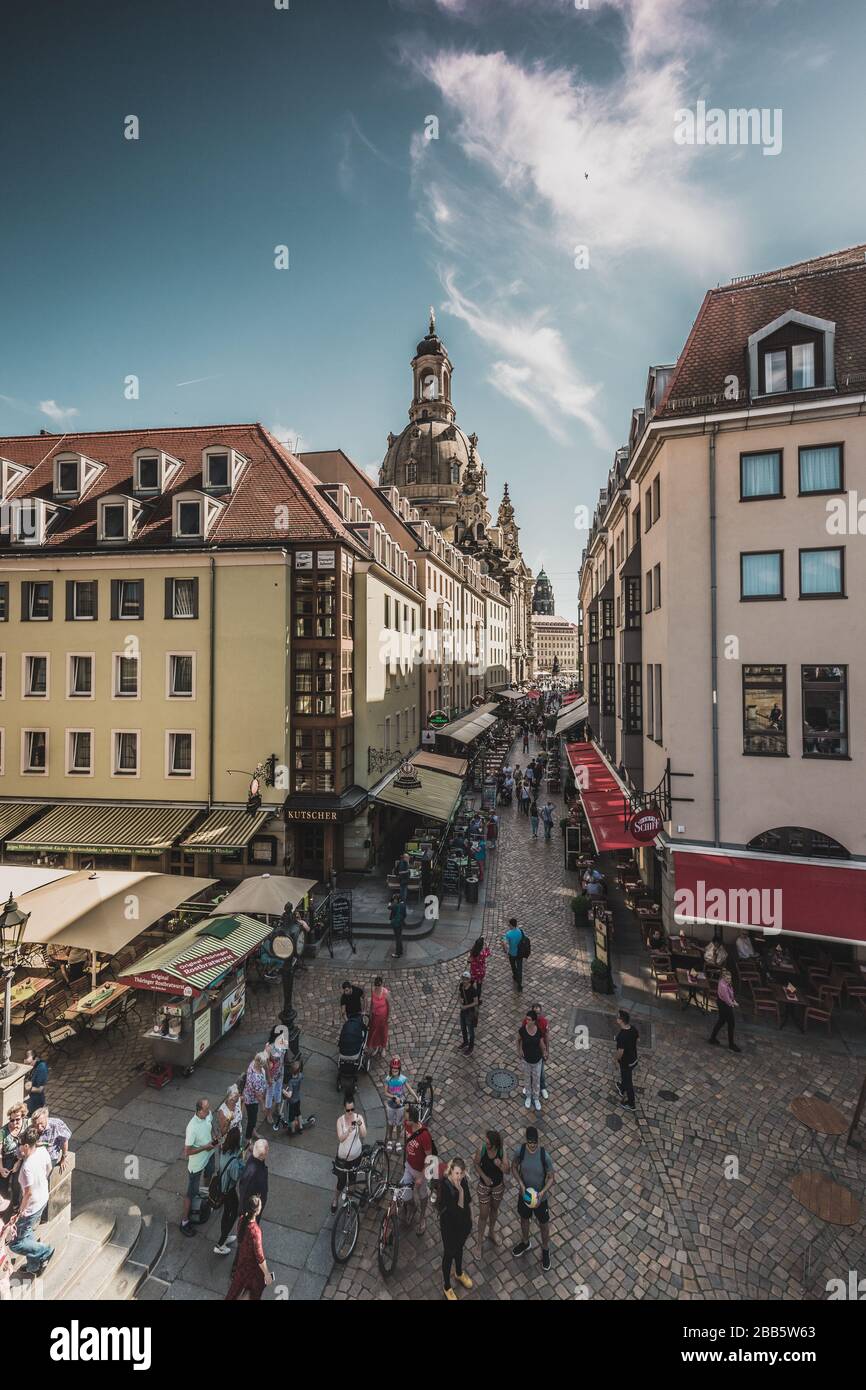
[394,851,411,904]
[511,1126,555,1273]
[518,1011,546,1112]
[614,1009,639,1110]
[708,970,741,1053]
[389,893,406,959]
[541,802,555,842]
[501,917,526,991]
[180,1098,219,1237]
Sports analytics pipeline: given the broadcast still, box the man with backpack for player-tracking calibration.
[511,1126,555,1272]
[501,917,529,991]
[402,1105,435,1236]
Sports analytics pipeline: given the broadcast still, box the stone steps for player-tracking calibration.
[32,1195,167,1302]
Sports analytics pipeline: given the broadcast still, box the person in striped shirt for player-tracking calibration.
[708,970,741,1053]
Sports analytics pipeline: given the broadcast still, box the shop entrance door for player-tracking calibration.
[298,825,325,879]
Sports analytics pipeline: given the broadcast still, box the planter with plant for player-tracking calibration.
[571,893,590,927]
[590,957,613,994]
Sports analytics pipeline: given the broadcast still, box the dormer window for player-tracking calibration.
[132,448,182,496]
[53,452,104,500]
[10,498,61,547]
[749,311,834,398]
[172,490,224,541]
[98,495,145,544]
[0,457,31,500]
[178,500,202,537]
[202,446,246,493]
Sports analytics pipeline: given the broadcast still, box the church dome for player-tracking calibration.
[382,417,477,490]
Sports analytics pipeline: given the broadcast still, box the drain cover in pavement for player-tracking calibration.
[605,1114,624,1131]
[658,1089,680,1102]
[488,1068,518,1097]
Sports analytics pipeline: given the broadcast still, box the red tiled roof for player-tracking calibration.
[658,245,866,416]
[0,423,367,553]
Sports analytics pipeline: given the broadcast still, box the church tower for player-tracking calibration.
[532,568,555,615]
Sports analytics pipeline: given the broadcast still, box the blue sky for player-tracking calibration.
[1,0,864,619]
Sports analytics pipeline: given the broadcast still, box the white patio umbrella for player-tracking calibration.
[215,873,318,919]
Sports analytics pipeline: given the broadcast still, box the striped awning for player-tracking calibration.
[117,913,273,995]
[373,768,463,824]
[555,698,589,737]
[6,803,198,856]
[0,803,50,841]
[180,808,272,852]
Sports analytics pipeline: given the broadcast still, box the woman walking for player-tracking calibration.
[468,937,491,1006]
[224,1194,273,1300]
[213,1126,244,1256]
[367,975,391,1058]
[439,1158,473,1300]
[473,1130,506,1248]
[242,1052,268,1143]
[529,797,540,839]
[457,972,479,1055]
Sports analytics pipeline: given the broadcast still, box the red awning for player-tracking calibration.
[673,848,866,946]
[565,742,638,852]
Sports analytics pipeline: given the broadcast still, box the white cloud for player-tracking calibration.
[39,399,79,422]
[271,422,306,452]
[442,272,611,447]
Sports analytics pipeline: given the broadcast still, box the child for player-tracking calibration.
[383,1056,418,1153]
[277,1058,306,1135]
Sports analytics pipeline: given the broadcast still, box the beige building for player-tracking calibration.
[578,246,866,954]
[532,615,580,679]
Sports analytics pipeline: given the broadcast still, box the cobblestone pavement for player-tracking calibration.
[28,733,866,1302]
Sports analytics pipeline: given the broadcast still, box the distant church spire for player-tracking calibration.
[429,305,436,334]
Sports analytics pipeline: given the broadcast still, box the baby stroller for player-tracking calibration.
[499,783,513,807]
[336,1013,370,1092]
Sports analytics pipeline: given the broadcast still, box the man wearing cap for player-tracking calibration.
[457,971,479,1055]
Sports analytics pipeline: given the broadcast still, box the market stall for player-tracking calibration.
[117,913,273,1075]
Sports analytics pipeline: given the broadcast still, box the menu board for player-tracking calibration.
[194,1010,211,1058]
[441,859,462,902]
[330,893,352,938]
[221,981,245,1036]
[594,913,610,967]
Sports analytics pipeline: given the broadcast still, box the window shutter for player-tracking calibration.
[111,579,120,620]
[137,580,144,621]
[66,580,75,621]
[91,581,98,622]
[165,578,173,619]
[190,577,199,618]
[45,582,53,621]
[21,581,30,622]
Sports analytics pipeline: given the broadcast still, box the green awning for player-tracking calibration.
[0,803,51,842]
[7,803,198,855]
[180,808,272,852]
[373,768,462,824]
[117,914,273,995]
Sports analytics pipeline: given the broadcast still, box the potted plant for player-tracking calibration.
[590,958,613,994]
[571,893,590,928]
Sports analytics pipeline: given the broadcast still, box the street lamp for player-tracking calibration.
[0,893,31,1079]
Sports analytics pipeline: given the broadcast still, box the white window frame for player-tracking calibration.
[22,652,50,699]
[113,652,141,700]
[66,653,95,700]
[166,652,196,700]
[0,457,31,500]
[132,447,182,496]
[13,500,47,547]
[21,728,49,776]
[99,497,131,543]
[53,452,104,501]
[169,577,197,619]
[71,579,98,621]
[202,446,246,492]
[111,729,141,778]
[166,729,195,778]
[116,579,143,621]
[174,497,203,539]
[66,728,95,777]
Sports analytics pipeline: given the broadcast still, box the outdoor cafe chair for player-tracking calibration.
[748,986,781,1027]
[117,993,140,1029]
[655,972,679,1001]
[37,1014,80,1058]
[650,952,672,978]
[803,993,834,1037]
[843,979,866,1005]
[85,997,125,1039]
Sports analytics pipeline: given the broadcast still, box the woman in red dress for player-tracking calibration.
[225,1195,273,1300]
[367,974,390,1057]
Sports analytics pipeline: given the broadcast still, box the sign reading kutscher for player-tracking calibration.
[628,808,664,844]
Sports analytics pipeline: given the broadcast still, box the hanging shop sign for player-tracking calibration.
[628,808,664,843]
[428,710,450,728]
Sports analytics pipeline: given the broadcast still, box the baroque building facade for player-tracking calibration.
[380,312,533,683]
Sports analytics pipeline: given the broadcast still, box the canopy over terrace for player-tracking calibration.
[565,742,640,853]
[437,703,499,745]
[410,751,468,778]
[215,874,318,919]
[17,870,216,984]
[118,914,273,996]
[372,766,463,824]
[6,803,199,856]
[555,698,589,738]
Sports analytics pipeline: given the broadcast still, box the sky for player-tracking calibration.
[1,0,864,620]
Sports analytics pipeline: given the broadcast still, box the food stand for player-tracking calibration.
[117,913,272,1075]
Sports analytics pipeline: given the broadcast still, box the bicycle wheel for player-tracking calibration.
[377,1203,400,1279]
[370,1143,390,1202]
[418,1076,434,1123]
[331,1199,359,1263]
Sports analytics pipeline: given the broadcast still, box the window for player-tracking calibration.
[339,727,353,787]
[0,584,7,622]
[588,610,599,644]
[166,577,198,619]
[384,594,391,629]
[114,654,140,698]
[743,665,786,755]
[740,450,782,500]
[450,462,460,484]
[68,654,93,698]
[23,729,47,774]
[341,553,353,639]
[0,655,4,697]
[799,444,843,495]
[747,826,848,859]
[602,663,615,716]
[168,654,194,698]
[24,655,48,698]
[644,489,652,531]
[177,501,202,537]
[653,563,661,609]
[22,581,52,621]
[111,579,143,620]
[802,665,848,758]
[57,460,80,496]
[340,649,353,716]
[653,665,663,742]
[602,600,614,639]
[67,730,93,775]
[204,453,230,489]
[407,460,417,483]
[66,580,97,620]
[624,576,641,629]
[589,664,599,706]
[625,664,642,733]
[167,731,194,777]
[136,456,160,491]
[294,650,335,715]
[652,475,660,522]
[741,551,783,600]
[646,663,654,739]
[799,547,844,597]
[792,342,816,389]
[113,731,140,776]
[760,338,819,394]
[101,503,127,540]
[293,728,335,793]
[12,499,45,544]
[645,570,653,613]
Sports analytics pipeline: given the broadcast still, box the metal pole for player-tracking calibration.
[709,426,721,845]
[0,967,12,1076]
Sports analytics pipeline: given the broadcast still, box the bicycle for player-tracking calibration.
[415,1075,434,1125]
[330,1140,390,1264]
[376,1177,417,1279]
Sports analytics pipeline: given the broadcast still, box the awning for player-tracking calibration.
[447,712,499,745]
[216,874,317,918]
[7,803,199,856]
[555,698,589,737]
[118,913,273,995]
[0,803,51,842]
[180,808,273,852]
[411,751,468,779]
[0,866,72,899]
[672,847,866,946]
[438,703,499,739]
[566,742,639,852]
[19,870,217,954]
[495,690,524,703]
[373,768,463,824]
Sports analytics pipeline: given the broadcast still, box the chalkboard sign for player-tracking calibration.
[441,859,463,905]
[330,893,352,940]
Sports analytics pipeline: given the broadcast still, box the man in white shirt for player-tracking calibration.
[9,1128,54,1275]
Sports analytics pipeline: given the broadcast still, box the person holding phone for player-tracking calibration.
[332,1093,366,1213]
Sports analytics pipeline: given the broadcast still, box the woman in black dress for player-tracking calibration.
[439,1158,473,1300]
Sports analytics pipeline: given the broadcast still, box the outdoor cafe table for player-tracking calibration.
[790,1095,849,1179]
[772,983,808,1031]
[63,981,129,1020]
[5,975,53,1011]
[676,968,710,1010]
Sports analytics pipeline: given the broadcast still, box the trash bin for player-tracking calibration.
[464,875,479,904]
